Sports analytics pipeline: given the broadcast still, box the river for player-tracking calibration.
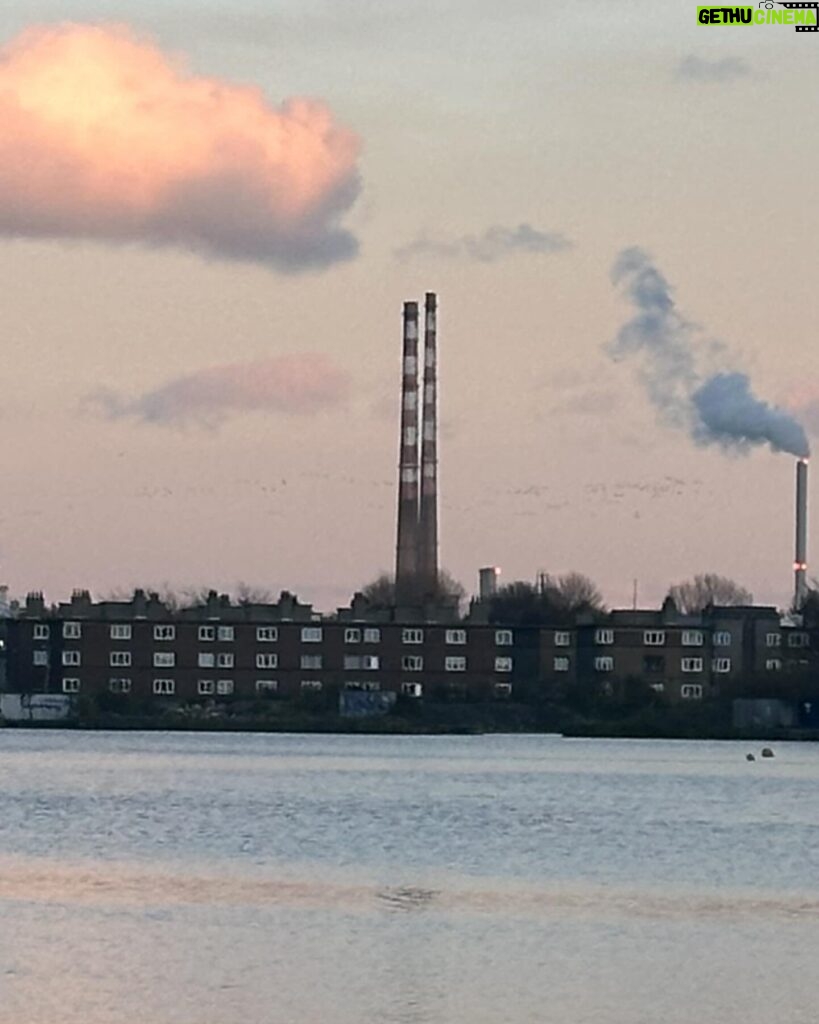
[0,731,817,1023]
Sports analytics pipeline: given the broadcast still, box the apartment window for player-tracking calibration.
[402,655,423,672]
[198,652,215,668]
[199,626,215,641]
[594,656,614,672]
[217,679,234,696]
[681,684,703,700]
[445,656,467,672]
[712,658,732,673]
[108,678,131,694]
[714,631,732,647]
[401,682,423,697]
[494,683,513,698]
[495,630,513,646]
[256,653,278,670]
[300,654,322,670]
[681,657,703,673]
[682,631,703,647]
[446,629,467,645]
[153,679,175,695]
[344,680,381,692]
[554,657,570,672]
[110,651,132,667]
[217,652,234,669]
[766,658,782,671]
[154,625,175,641]
[33,624,50,640]
[402,628,424,645]
[644,631,666,646]
[198,679,215,696]
[643,655,665,674]
[301,680,322,691]
[363,628,381,644]
[301,627,322,643]
[788,633,809,648]
[554,631,571,647]
[650,682,665,694]
[217,626,234,642]
[766,633,781,648]
[595,628,614,645]
[344,628,361,644]
[495,656,513,673]
[33,650,48,666]
[63,622,81,639]
[62,677,80,694]
[62,650,80,667]
[256,679,279,694]
[257,626,278,642]
[153,652,175,668]
[346,654,380,671]
[109,624,131,641]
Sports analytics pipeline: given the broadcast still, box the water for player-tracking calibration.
[0,731,818,1023]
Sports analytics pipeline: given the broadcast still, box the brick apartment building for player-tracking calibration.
[3,589,517,704]
[537,601,812,703]
[0,588,813,708]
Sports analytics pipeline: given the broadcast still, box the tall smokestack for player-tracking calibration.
[795,457,809,608]
[419,292,439,598]
[395,301,420,604]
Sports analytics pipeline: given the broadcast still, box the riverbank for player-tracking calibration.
[2,697,816,741]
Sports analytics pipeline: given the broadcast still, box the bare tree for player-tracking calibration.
[360,570,465,611]
[489,582,544,625]
[799,579,819,624]
[177,587,213,609]
[360,572,395,608]
[545,572,605,614]
[490,572,605,625]
[434,570,466,611]
[666,574,752,614]
[116,584,186,611]
[234,582,275,606]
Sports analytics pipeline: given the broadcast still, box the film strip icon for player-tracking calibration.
[776,2,819,31]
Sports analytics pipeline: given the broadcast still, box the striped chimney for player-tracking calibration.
[395,301,420,603]
[419,292,439,597]
[795,458,809,608]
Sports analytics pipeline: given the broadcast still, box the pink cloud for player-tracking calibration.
[90,354,350,427]
[0,23,361,268]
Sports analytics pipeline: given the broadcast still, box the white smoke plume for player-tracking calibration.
[609,247,809,458]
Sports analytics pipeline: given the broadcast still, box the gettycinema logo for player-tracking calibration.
[697,3,819,31]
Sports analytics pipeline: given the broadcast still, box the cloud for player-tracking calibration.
[0,23,362,269]
[395,223,572,263]
[608,248,809,458]
[674,56,752,83]
[88,354,349,428]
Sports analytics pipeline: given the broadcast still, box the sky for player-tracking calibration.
[0,0,817,612]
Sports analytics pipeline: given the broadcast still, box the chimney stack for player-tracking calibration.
[419,292,439,598]
[395,302,420,603]
[795,457,809,608]
[479,567,500,601]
